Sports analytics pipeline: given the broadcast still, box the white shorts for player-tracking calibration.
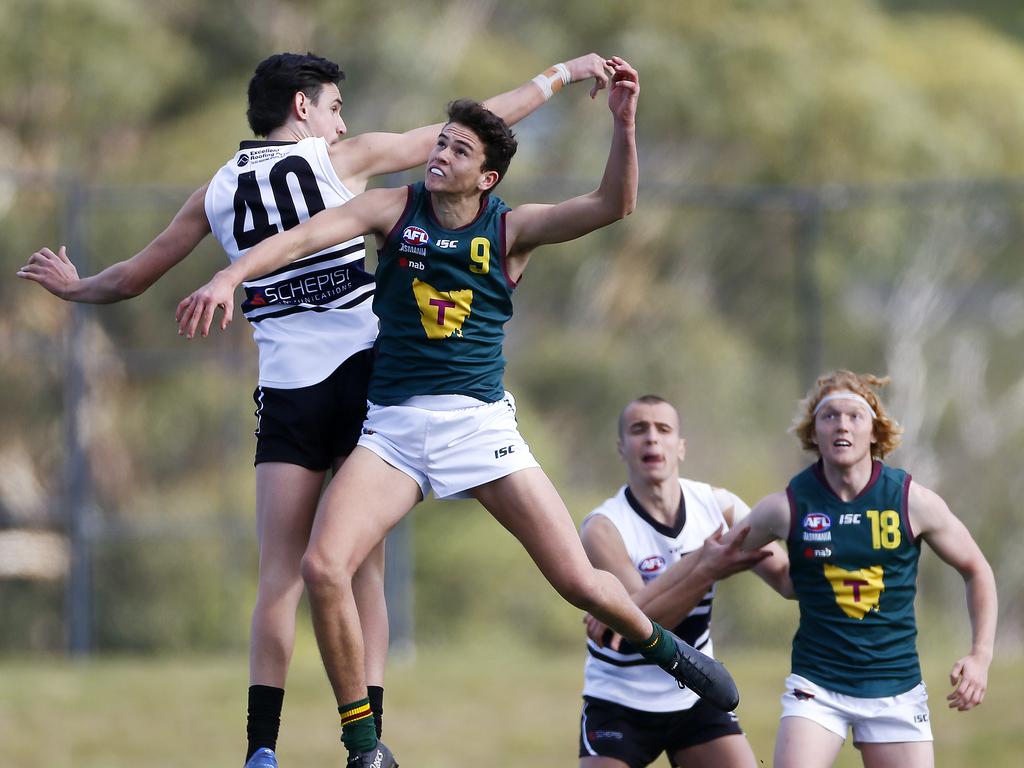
[357,391,539,500]
[780,673,933,745]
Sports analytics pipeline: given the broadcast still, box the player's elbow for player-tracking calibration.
[109,267,151,300]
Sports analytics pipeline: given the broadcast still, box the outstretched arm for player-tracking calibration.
[333,53,611,189]
[17,184,211,303]
[728,491,791,551]
[503,57,639,282]
[175,186,406,339]
[910,482,997,711]
[580,515,772,648]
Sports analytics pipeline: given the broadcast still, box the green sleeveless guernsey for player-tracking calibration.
[369,183,514,405]
[786,460,922,697]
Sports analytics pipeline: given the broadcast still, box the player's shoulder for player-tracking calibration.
[582,486,631,526]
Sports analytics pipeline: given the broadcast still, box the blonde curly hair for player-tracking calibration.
[791,370,902,459]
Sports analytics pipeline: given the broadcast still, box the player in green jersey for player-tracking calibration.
[178,57,739,767]
[732,370,997,768]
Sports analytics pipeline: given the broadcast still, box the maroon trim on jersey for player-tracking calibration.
[785,484,799,544]
[499,210,517,289]
[900,472,916,541]
[382,186,416,251]
[811,458,882,502]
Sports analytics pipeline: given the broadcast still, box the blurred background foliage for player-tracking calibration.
[2,0,1023,659]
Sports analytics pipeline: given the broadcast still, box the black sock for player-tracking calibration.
[246,684,285,760]
[367,685,384,739]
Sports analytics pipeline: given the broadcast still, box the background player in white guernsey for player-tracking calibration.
[578,395,792,768]
[16,50,613,768]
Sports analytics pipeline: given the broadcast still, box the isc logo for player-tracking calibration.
[436,238,459,248]
[494,445,516,459]
[402,226,430,246]
[839,513,862,525]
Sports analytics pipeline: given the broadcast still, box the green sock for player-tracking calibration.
[637,621,677,666]
[339,697,377,753]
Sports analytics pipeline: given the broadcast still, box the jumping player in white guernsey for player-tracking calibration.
[17,50,614,768]
[579,395,792,768]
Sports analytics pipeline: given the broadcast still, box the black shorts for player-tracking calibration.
[578,695,744,768]
[252,348,374,470]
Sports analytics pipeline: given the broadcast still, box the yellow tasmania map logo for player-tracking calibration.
[412,278,473,339]
[823,563,884,619]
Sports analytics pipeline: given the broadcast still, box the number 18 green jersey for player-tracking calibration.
[786,460,922,697]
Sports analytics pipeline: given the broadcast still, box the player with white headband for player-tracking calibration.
[727,369,997,768]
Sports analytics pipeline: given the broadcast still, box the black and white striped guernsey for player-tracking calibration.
[205,137,377,388]
[581,478,729,712]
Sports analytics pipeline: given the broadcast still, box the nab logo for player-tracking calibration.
[436,238,459,248]
[237,154,249,167]
[803,513,831,532]
[403,226,430,246]
[494,445,516,459]
[839,513,862,525]
[398,257,425,271]
[638,555,666,574]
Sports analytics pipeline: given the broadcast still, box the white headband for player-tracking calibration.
[813,392,877,419]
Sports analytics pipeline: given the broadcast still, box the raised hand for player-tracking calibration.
[605,56,639,125]
[564,53,613,99]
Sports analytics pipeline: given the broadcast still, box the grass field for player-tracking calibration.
[1,631,1019,767]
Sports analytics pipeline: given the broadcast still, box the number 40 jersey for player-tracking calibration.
[205,137,377,389]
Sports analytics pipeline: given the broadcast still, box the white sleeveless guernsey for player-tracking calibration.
[205,137,377,388]
[581,478,729,712]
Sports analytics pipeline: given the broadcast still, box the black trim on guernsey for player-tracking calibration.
[624,487,687,539]
[587,635,710,668]
[251,243,365,282]
[246,289,375,324]
[239,140,296,149]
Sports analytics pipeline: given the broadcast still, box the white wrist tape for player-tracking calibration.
[531,62,572,100]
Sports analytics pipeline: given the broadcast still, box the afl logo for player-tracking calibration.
[638,555,666,574]
[402,226,430,246]
[237,154,249,167]
[803,513,831,532]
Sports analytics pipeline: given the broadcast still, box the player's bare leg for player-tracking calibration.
[774,716,844,768]
[858,740,934,768]
[352,538,388,691]
[472,467,653,638]
[671,735,757,768]
[246,462,325,765]
[301,447,419,761]
[251,462,324,688]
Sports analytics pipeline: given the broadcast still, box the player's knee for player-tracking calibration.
[300,549,351,596]
[556,572,603,613]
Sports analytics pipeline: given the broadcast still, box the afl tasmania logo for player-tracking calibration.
[237,154,249,167]
[638,555,666,574]
[803,513,831,532]
[402,226,430,246]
